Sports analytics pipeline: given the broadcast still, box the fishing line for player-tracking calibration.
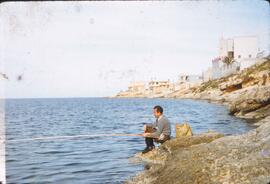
[2,133,144,143]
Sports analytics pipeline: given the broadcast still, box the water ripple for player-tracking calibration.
[5,98,254,183]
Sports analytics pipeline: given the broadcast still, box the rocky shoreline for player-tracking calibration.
[125,58,270,184]
[169,58,270,122]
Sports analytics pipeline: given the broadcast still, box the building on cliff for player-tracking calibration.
[148,80,175,97]
[116,82,146,97]
[116,80,176,98]
[211,56,241,79]
[203,67,212,82]
[127,82,145,94]
[176,74,203,90]
[206,36,260,80]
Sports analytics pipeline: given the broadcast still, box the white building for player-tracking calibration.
[211,36,259,79]
[234,36,258,60]
[178,74,203,83]
[220,36,259,70]
[127,82,145,93]
[203,67,212,82]
[176,74,203,90]
[234,36,259,70]
[212,57,240,79]
[148,80,174,94]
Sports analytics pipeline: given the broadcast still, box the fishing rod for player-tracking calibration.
[1,133,144,143]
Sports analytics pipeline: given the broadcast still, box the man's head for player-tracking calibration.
[153,105,163,118]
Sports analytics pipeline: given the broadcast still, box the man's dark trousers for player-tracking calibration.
[145,137,155,148]
[145,135,170,147]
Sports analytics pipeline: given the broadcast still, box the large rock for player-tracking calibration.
[132,132,224,165]
[127,117,270,184]
[228,85,270,117]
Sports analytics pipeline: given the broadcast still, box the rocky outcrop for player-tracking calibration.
[171,58,270,121]
[228,86,270,115]
[131,131,224,165]
[126,59,270,184]
[127,117,270,184]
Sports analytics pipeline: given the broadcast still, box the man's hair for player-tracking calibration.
[153,105,163,114]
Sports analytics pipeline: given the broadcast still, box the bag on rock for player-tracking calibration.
[175,123,193,138]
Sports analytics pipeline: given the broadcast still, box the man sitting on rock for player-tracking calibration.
[142,105,171,154]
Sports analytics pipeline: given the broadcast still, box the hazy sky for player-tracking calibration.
[0,1,269,98]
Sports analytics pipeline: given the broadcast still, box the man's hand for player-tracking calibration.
[143,133,151,137]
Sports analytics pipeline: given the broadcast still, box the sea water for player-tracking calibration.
[5,98,255,183]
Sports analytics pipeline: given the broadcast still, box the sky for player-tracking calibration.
[0,1,269,98]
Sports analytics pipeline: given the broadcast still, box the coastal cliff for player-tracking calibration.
[126,58,270,184]
[169,58,270,122]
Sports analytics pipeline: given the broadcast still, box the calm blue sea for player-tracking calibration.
[5,98,255,184]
